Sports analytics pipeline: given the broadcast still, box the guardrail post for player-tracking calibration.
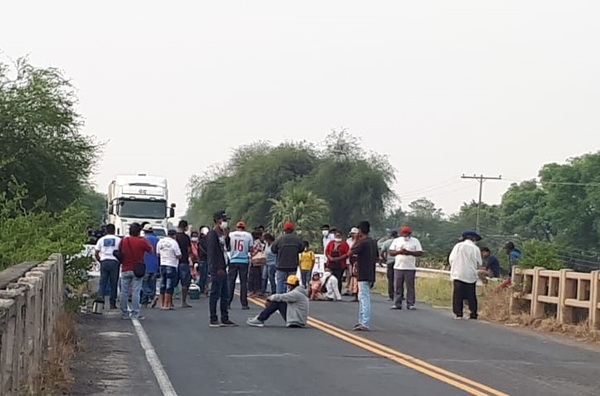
[531,267,545,318]
[557,268,574,324]
[589,270,600,330]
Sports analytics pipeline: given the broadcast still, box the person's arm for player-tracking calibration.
[337,242,351,261]
[311,251,316,268]
[351,239,364,255]
[404,240,424,257]
[94,239,102,262]
[174,241,182,260]
[448,244,459,267]
[269,289,301,303]
[388,240,401,257]
[271,238,279,254]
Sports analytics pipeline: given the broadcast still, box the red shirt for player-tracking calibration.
[120,236,152,272]
[325,240,350,270]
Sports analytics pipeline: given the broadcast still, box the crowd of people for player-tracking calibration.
[92,212,521,328]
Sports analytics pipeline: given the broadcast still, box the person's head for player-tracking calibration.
[400,226,412,240]
[106,224,116,235]
[350,227,359,239]
[199,225,209,236]
[263,233,275,243]
[334,230,344,242]
[481,247,491,258]
[236,221,246,231]
[251,229,262,240]
[129,222,142,237]
[283,221,295,234]
[213,210,229,230]
[504,242,515,254]
[312,272,321,281]
[257,225,265,232]
[390,230,399,239]
[142,223,154,234]
[191,231,199,242]
[321,224,330,236]
[167,229,177,239]
[461,230,482,243]
[303,240,310,251]
[286,274,300,291]
[178,219,189,232]
[357,221,370,237]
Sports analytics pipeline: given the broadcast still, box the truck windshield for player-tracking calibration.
[118,200,166,219]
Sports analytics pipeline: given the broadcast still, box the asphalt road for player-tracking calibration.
[77,291,600,396]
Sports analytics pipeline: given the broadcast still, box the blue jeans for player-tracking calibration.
[141,272,157,304]
[98,259,120,306]
[178,263,192,288]
[262,264,276,294]
[358,281,371,328]
[300,270,312,288]
[160,266,178,295]
[209,271,229,322]
[196,261,208,292]
[276,270,296,294]
[120,271,143,317]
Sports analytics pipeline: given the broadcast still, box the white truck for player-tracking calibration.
[107,174,176,236]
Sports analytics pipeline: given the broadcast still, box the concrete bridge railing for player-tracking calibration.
[0,254,64,395]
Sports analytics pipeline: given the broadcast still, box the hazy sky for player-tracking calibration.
[3,1,599,218]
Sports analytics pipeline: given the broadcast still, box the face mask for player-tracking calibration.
[220,221,228,230]
[191,237,198,242]
[322,230,329,236]
[334,238,342,243]
[403,236,410,241]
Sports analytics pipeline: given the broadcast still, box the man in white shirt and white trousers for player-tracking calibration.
[448,231,483,320]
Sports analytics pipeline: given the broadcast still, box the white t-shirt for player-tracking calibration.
[156,237,182,268]
[389,236,423,270]
[449,240,482,283]
[95,235,121,261]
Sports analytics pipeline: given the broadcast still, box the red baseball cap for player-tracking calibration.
[400,226,412,235]
[236,221,246,229]
[283,221,295,231]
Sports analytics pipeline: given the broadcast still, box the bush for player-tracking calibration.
[518,239,563,270]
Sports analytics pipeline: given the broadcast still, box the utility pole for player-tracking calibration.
[460,174,502,233]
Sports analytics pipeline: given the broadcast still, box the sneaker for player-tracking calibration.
[132,315,145,320]
[353,324,370,331]
[241,306,250,310]
[110,304,118,310]
[352,323,361,330]
[390,305,402,310]
[407,305,416,310]
[151,297,159,308]
[221,319,238,327]
[454,315,463,320]
[121,314,130,320]
[209,320,223,328]
[247,316,264,328]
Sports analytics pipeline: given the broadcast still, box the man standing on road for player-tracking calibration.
[156,229,182,310]
[449,231,482,320]
[94,223,121,310]
[228,221,253,310]
[389,226,423,310]
[321,224,335,253]
[247,275,309,328]
[380,230,398,301]
[207,211,237,327]
[141,224,160,308]
[175,220,193,308]
[119,222,152,320]
[272,222,304,294]
[351,221,378,331]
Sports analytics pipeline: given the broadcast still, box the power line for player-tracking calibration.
[460,174,502,233]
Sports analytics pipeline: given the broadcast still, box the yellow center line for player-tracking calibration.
[245,295,508,396]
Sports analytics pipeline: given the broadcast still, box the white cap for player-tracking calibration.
[350,227,359,234]
[143,224,153,232]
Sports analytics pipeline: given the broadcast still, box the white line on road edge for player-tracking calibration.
[131,318,178,396]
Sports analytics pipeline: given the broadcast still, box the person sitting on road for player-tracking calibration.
[309,272,323,300]
[247,275,309,328]
[321,269,342,301]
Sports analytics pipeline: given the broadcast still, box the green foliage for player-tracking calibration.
[268,185,329,242]
[186,129,395,237]
[0,57,99,212]
[518,240,562,270]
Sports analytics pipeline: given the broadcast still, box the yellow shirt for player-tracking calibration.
[299,251,315,271]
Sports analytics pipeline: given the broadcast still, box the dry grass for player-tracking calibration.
[38,312,79,394]
[375,273,600,344]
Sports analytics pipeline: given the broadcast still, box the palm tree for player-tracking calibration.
[268,186,329,242]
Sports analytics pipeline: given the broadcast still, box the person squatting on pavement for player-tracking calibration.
[207,210,237,327]
[449,230,483,320]
[389,226,423,310]
[247,275,309,328]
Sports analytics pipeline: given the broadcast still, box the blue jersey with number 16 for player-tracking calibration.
[229,230,253,264]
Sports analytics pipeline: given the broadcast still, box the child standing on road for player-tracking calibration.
[299,241,316,288]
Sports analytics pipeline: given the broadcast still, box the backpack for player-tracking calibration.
[321,275,332,294]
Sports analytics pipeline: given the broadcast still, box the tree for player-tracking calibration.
[407,198,443,219]
[268,185,329,242]
[499,180,553,241]
[0,58,99,212]
[452,201,502,234]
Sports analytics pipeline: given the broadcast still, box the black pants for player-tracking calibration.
[248,266,262,293]
[386,263,394,299]
[209,272,229,322]
[258,300,287,323]
[228,263,249,307]
[452,280,477,319]
[99,259,120,306]
[331,268,345,294]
